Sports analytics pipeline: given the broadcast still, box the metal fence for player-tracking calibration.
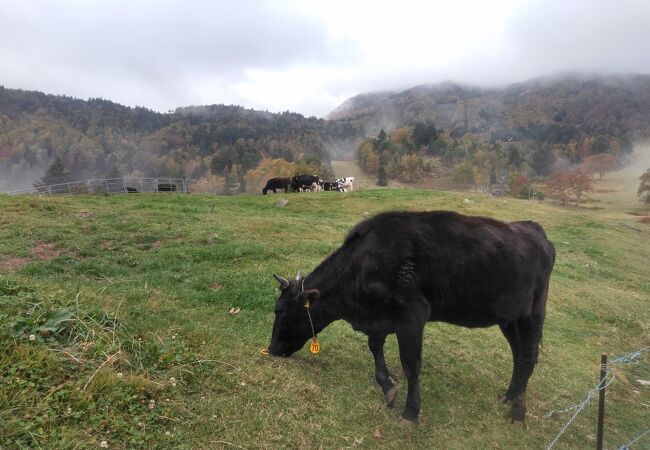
[7,177,222,196]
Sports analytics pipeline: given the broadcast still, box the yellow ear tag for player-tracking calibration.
[309,337,320,354]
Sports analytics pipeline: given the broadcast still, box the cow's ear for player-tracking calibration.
[273,274,290,290]
[303,289,320,305]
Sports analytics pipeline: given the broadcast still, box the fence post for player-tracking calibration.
[122,176,127,193]
[596,353,608,450]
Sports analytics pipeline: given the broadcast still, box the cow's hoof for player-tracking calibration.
[499,394,513,406]
[508,403,526,423]
[385,385,398,407]
[398,416,418,427]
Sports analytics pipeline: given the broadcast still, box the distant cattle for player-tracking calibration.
[157,183,177,192]
[263,177,291,195]
[290,175,319,192]
[267,211,555,425]
[323,181,339,191]
[336,177,355,192]
[126,187,139,193]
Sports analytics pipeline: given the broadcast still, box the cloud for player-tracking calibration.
[0,0,353,111]
[1,0,650,117]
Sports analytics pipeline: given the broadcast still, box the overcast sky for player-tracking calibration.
[1,0,649,117]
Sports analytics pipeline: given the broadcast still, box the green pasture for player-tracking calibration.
[0,187,648,449]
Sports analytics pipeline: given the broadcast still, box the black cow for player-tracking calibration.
[268,211,555,425]
[263,177,290,195]
[126,187,139,193]
[157,183,176,192]
[290,175,319,192]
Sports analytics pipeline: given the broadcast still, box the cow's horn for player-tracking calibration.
[273,274,290,289]
[296,271,301,281]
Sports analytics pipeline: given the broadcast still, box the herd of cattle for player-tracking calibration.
[262,175,355,195]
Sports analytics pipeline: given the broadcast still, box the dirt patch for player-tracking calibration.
[151,240,163,249]
[100,240,115,249]
[208,283,223,290]
[0,257,30,271]
[31,242,62,261]
[76,211,93,219]
[640,216,650,224]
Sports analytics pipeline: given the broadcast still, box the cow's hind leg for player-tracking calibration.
[506,313,544,422]
[499,321,521,404]
[368,334,397,407]
[395,318,426,424]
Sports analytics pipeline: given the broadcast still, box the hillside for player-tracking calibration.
[3,73,650,192]
[328,74,650,144]
[0,188,648,448]
[0,86,363,191]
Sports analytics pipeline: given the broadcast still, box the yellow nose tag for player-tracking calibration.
[309,337,320,354]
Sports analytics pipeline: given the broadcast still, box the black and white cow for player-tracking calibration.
[335,177,355,192]
[322,181,339,191]
[267,211,555,425]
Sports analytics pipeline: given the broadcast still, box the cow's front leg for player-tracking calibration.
[368,333,397,407]
[395,321,424,425]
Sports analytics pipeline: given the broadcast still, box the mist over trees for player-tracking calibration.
[0,86,363,189]
[1,74,649,194]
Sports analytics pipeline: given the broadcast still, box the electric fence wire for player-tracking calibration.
[546,347,648,450]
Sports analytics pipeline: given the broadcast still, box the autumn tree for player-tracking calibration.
[638,168,650,204]
[508,172,531,199]
[580,153,618,179]
[244,158,295,194]
[568,168,594,208]
[546,168,593,207]
[451,160,474,188]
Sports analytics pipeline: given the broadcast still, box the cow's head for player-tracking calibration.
[268,273,320,357]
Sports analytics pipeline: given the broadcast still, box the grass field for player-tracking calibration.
[1,178,649,448]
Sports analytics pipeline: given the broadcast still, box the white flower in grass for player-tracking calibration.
[100,441,108,448]
[169,377,177,387]
[28,334,36,341]
[117,372,123,378]
[165,431,172,436]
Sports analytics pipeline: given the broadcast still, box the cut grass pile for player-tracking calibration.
[0,188,648,449]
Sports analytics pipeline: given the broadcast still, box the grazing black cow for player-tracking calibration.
[126,187,139,193]
[157,183,176,192]
[268,211,555,425]
[290,175,319,192]
[263,177,291,195]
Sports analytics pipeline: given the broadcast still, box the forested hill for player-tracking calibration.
[327,74,650,144]
[0,86,363,190]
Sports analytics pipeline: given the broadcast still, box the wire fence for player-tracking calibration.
[7,177,224,196]
[546,347,649,450]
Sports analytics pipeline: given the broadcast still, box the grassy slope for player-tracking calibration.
[0,185,648,449]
